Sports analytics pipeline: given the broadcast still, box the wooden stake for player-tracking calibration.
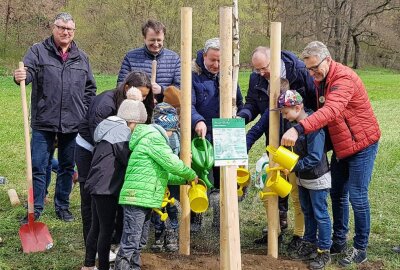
[267,22,282,258]
[8,189,21,206]
[220,6,242,270]
[179,7,192,256]
[232,0,240,117]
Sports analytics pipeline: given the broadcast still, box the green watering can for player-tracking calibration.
[191,137,214,189]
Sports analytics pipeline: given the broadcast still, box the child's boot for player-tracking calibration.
[309,249,331,270]
[150,229,165,252]
[165,229,179,252]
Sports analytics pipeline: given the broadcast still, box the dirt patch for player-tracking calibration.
[141,251,309,270]
[357,260,385,270]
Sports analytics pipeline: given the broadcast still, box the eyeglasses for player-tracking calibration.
[253,63,270,74]
[54,24,76,34]
[306,57,326,72]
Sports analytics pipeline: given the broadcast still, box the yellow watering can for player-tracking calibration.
[161,189,175,208]
[266,145,299,172]
[188,179,209,213]
[258,166,292,199]
[153,208,168,222]
[237,167,250,197]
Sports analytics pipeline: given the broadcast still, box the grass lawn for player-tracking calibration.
[0,68,399,269]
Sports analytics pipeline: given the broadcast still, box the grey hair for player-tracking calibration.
[251,46,270,58]
[204,38,220,53]
[301,41,331,60]
[54,12,74,23]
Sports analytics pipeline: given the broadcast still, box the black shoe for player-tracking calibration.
[287,235,303,253]
[309,249,331,270]
[20,212,40,225]
[290,241,317,261]
[330,240,347,255]
[393,246,400,253]
[151,230,165,252]
[165,229,178,252]
[56,209,74,222]
[339,247,367,267]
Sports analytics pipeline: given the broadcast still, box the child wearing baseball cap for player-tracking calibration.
[275,90,332,270]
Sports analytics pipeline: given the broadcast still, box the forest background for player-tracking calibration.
[1,0,400,75]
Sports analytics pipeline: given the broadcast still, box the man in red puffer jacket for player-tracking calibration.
[281,41,380,268]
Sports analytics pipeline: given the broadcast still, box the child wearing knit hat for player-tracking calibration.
[82,91,148,270]
[115,104,198,269]
[149,102,181,252]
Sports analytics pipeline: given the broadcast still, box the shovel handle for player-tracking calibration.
[151,60,157,84]
[19,62,34,215]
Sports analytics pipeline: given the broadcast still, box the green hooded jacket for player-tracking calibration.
[119,124,196,208]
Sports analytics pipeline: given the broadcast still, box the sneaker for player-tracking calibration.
[56,209,74,222]
[393,245,400,253]
[290,241,317,261]
[309,249,331,270]
[339,247,367,267]
[279,211,288,230]
[20,212,40,225]
[151,230,165,252]
[109,250,116,262]
[165,229,178,252]
[287,235,303,253]
[330,240,347,255]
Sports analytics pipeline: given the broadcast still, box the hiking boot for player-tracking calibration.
[393,245,400,253]
[56,209,74,222]
[309,249,331,270]
[339,247,367,267]
[290,241,317,261]
[330,240,347,255]
[287,235,303,253]
[20,212,40,225]
[279,210,288,230]
[165,229,178,252]
[150,230,165,252]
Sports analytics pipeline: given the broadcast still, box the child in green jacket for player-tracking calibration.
[114,103,198,270]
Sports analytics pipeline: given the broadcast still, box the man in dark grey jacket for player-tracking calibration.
[14,12,96,223]
[117,19,180,103]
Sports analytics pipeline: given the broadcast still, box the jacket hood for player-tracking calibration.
[130,124,169,149]
[281,50,305,71]
[94,116,131,144]
[193,50,218,80]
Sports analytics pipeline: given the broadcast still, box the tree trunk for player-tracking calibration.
[342,1,353,65]
[3,0,12,55]
[334,0,342,60]
[232,0,240,117]
[352,34,360,69]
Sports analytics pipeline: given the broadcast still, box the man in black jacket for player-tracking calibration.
[14,12,96,223]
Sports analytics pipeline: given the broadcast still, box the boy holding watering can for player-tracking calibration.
[114,103,198,270]
[272,90,331,270]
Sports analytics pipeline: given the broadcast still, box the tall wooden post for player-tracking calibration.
[232,0,240,117]
[267,22,282,258]
[219,6,242,270]
[179,7,192,255]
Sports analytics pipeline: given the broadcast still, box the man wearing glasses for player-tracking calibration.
[13,12,96,224]
[281,41,380,267]
[237,46,317,246]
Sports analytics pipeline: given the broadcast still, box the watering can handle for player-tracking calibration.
[266,145,277,156]
[266,166,284,173]
[201,138,209,165]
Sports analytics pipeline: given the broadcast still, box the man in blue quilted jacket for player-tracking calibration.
[117,19,180,103]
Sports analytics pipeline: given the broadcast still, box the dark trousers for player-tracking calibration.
[84,195,119,270]
[31,129,76,214]
[115,206,151,270]
[75,145,93,244]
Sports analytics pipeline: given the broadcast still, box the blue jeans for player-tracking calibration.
[330,142,379,250]
[115,205,151,270]
[31,129,76,214]
[299,186,332,250]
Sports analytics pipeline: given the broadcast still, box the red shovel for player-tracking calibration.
[18,62,53,253]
